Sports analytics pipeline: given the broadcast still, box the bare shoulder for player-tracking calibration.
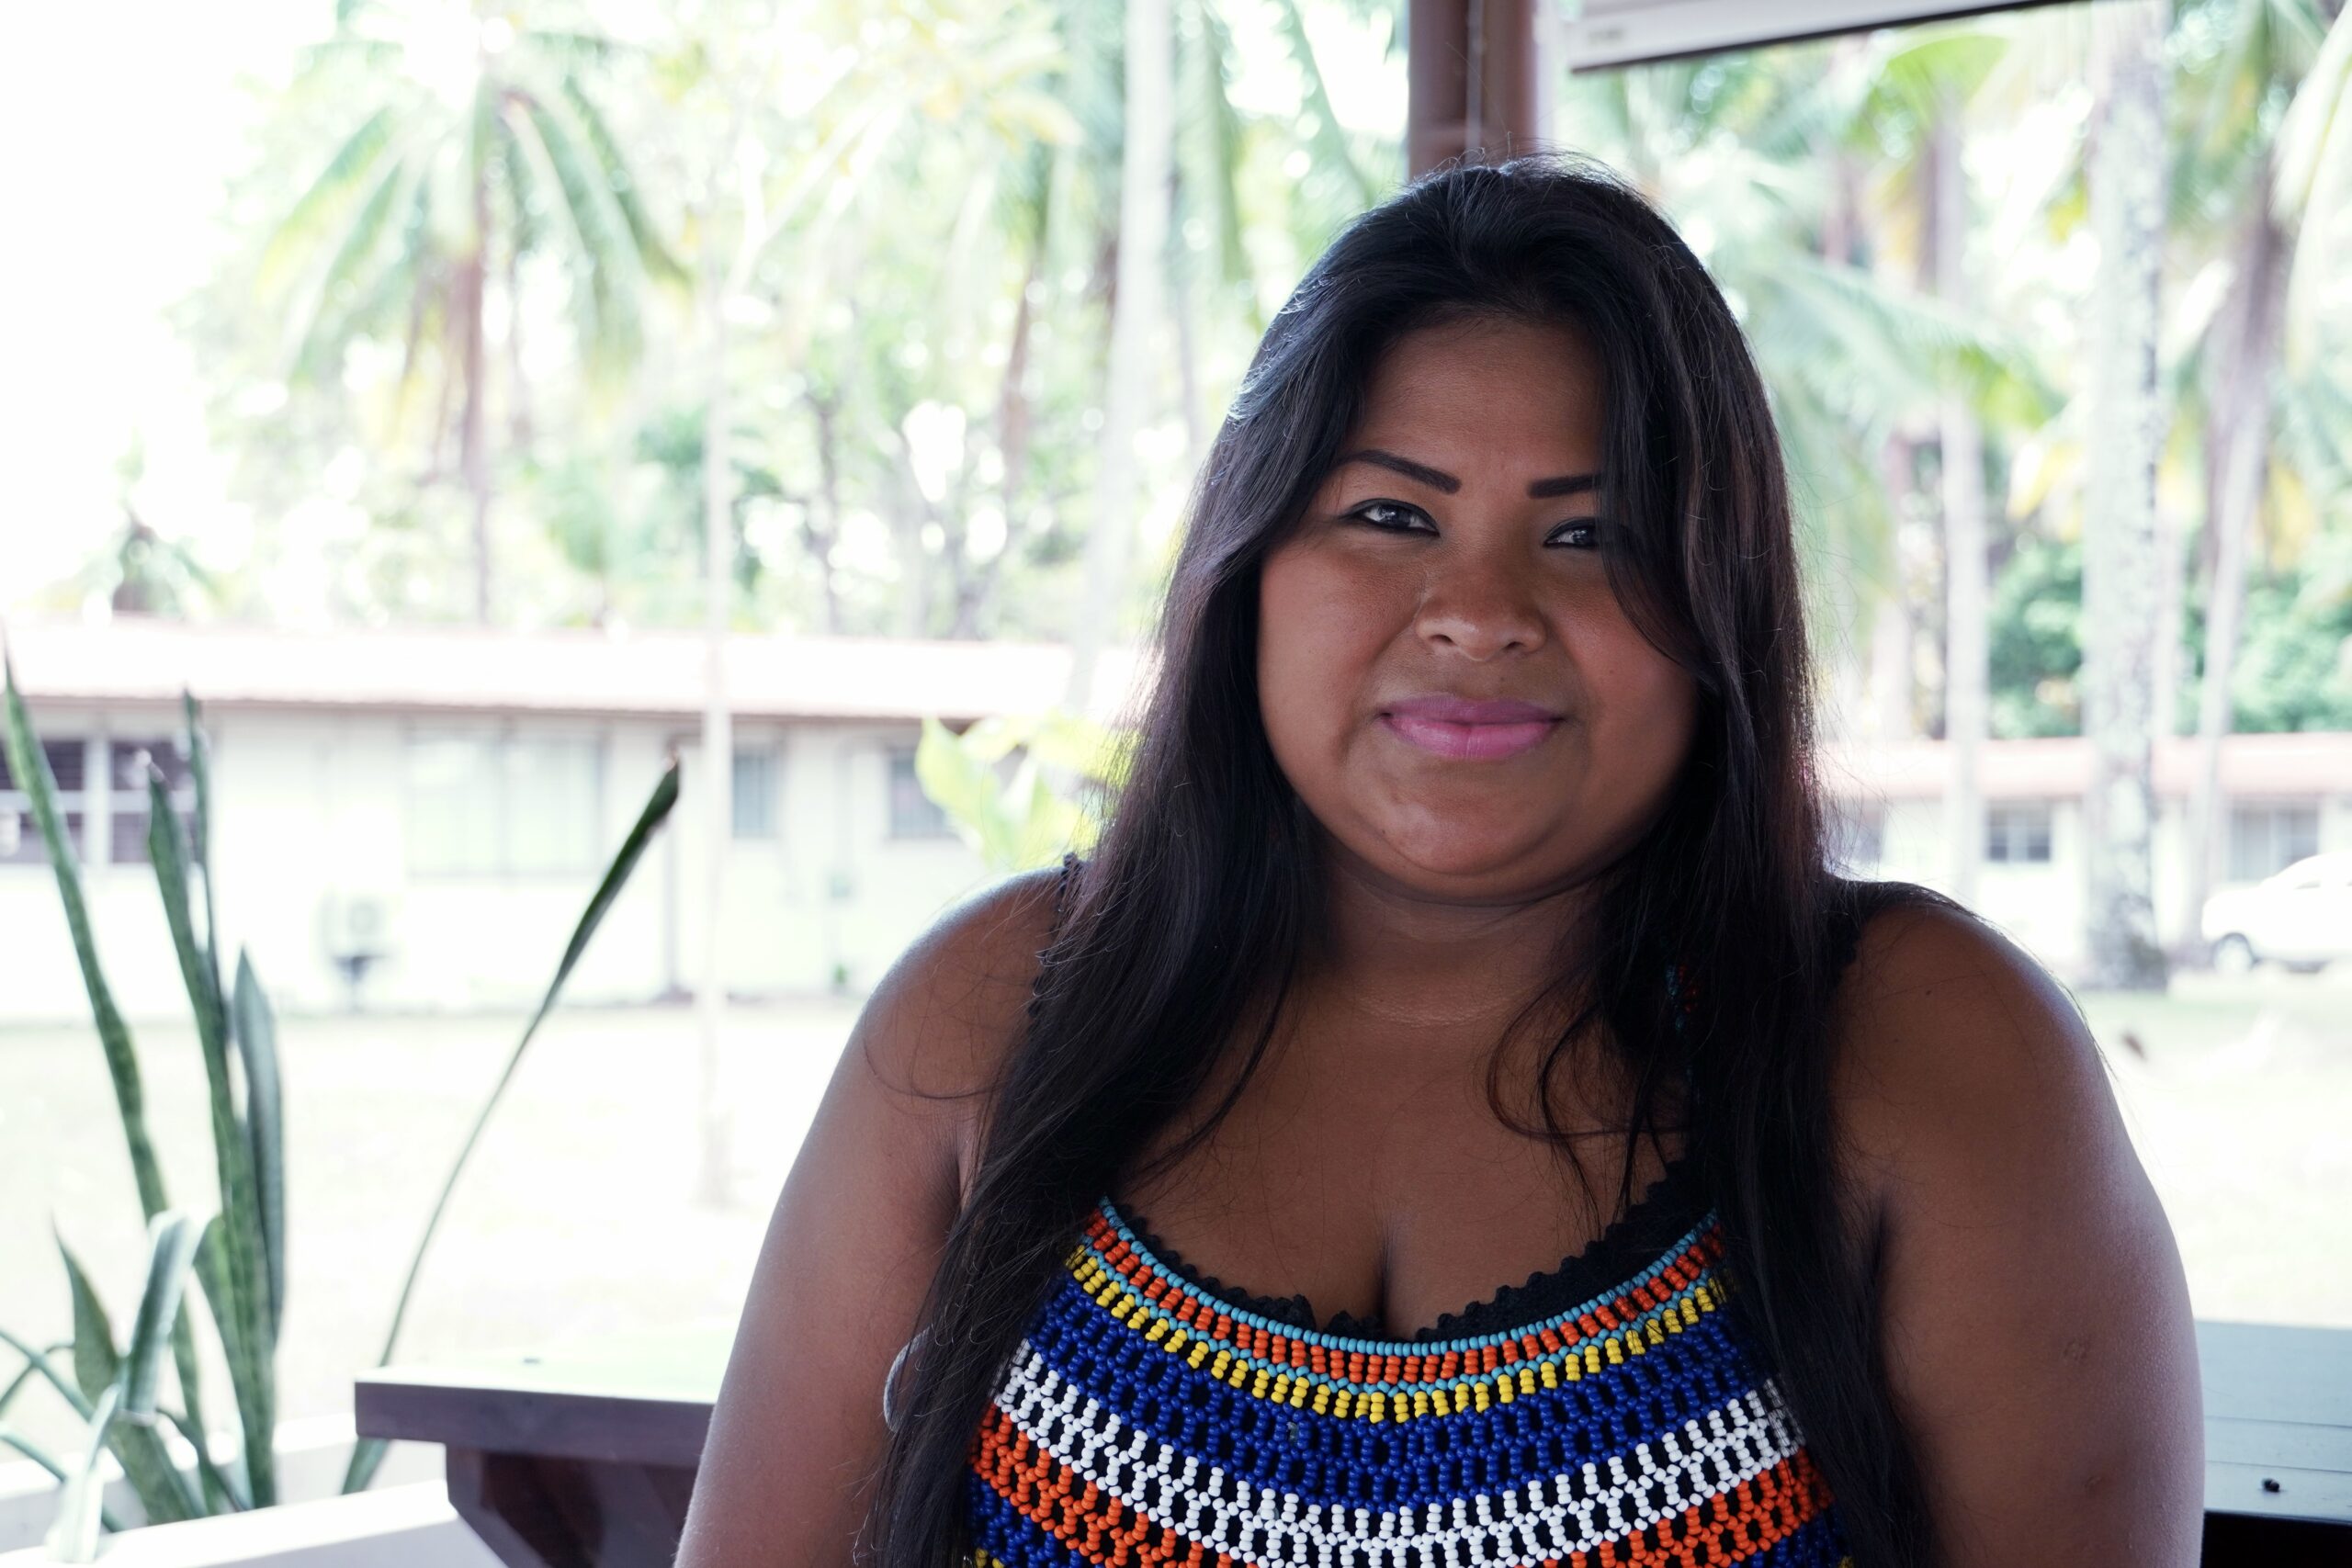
[1825,896,2202,1565]
[848,862,1069,1188]
[671,863,1069,1568]
[1826,897,2111,1214]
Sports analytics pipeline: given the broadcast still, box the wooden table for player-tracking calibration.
[356,1319,2351,1568]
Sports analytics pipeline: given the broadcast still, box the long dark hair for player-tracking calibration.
[863,153,1937,1566]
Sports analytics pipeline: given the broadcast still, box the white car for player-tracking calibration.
[2201,852,2352,973]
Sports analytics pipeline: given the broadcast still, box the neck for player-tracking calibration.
[1298,838,1600,1032]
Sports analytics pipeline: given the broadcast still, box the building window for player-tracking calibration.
[887,749,952,840]
[0,737,88,864]
[1826,802,1883,873]
[107,738,199,864]
[1985,803,2053,864]
[404,730,604,875]
[2229,802,2319,883]
[732,749,777,840]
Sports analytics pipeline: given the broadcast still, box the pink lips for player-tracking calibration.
[1378,694,1562,761]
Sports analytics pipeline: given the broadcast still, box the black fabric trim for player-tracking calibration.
[1115,1156,1709,1344]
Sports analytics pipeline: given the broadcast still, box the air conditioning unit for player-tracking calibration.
[318,890,398,1005]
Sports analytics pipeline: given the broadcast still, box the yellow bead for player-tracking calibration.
[1540,1360,1558,1389]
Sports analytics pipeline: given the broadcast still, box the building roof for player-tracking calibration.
[1824,731,2352,801]
[8,618,2347,794]
[2,617,1148,725]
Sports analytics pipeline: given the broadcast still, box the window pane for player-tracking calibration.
[732,750,776,840]
[108,739,198,863]
[506,739,603,874]
[0,738,86,795]
[110,738,192,795]
[405,735,502,875]
[1,737,89,863]
[2229,805,2319,882]
[888,750,950,839]
[0,807,84,864]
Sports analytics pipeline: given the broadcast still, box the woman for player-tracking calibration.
[677,156,2201,1568]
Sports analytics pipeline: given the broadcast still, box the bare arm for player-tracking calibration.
[1835,904,2202,1566]
[673,868,1062,1568]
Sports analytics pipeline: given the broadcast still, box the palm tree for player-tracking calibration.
[2176,0,2337,952]
[259,0,685,622]
[1555,37,2038,681]
[2080,0,2170,989]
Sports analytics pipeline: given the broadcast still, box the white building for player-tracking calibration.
[1,620,1139,1022]
[1825,732,2352,968]
[3,618,2345,1021]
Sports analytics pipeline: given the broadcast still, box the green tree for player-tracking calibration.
[257,0,685,622]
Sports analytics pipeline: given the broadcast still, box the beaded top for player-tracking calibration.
[961,1179,1852,1568]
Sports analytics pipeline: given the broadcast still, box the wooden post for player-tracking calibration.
[1408,0,1541,177]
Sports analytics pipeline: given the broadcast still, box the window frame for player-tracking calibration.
[401,723,609,880]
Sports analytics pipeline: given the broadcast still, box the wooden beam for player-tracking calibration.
[1408,0,1541,178]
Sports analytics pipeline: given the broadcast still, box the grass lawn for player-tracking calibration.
[3,968,2346,1467]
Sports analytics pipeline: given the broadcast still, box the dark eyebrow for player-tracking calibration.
[1337,448,1600,500]
[1339,448,1459,492]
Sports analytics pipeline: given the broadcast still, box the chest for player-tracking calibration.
[1108,1007,1679,1340]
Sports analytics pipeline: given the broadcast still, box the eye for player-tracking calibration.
[1546,519,1605,549]
[1344,499,1436,536]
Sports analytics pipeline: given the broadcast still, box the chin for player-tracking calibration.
[1363,816,1567,888]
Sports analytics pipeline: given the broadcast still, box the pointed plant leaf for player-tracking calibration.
[346,759,681,1497]
[2,655,173,1223]
[0,1326,95,1421]
[55,1234,119,1406]
[43,1382,119,1562]
[148,772,277,1506]
[232,953,288,1343]
[52,1234,201,1527]
[122,1211,204,1419]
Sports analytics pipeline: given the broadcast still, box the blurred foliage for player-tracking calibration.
[1989,529,2352,736]
[113,1,2346,735]
[0,674,683,1543]
[914,710,1132,871]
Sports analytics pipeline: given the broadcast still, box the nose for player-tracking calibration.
[1412,547,1547,661]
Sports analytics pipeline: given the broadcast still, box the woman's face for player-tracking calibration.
[1256,315,1700,901]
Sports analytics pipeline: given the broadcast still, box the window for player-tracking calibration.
[505,739,604,874]
[107,738,199,865]
[732,749,777,840]
[1826,802,1883,872]
[1984,803,2052,864]
[887,748,951,840]
[0,736,89,864]
[404,730,604,875]
[2228,802,2319,883]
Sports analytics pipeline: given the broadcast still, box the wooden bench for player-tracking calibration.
[355,1319,2352,1567]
